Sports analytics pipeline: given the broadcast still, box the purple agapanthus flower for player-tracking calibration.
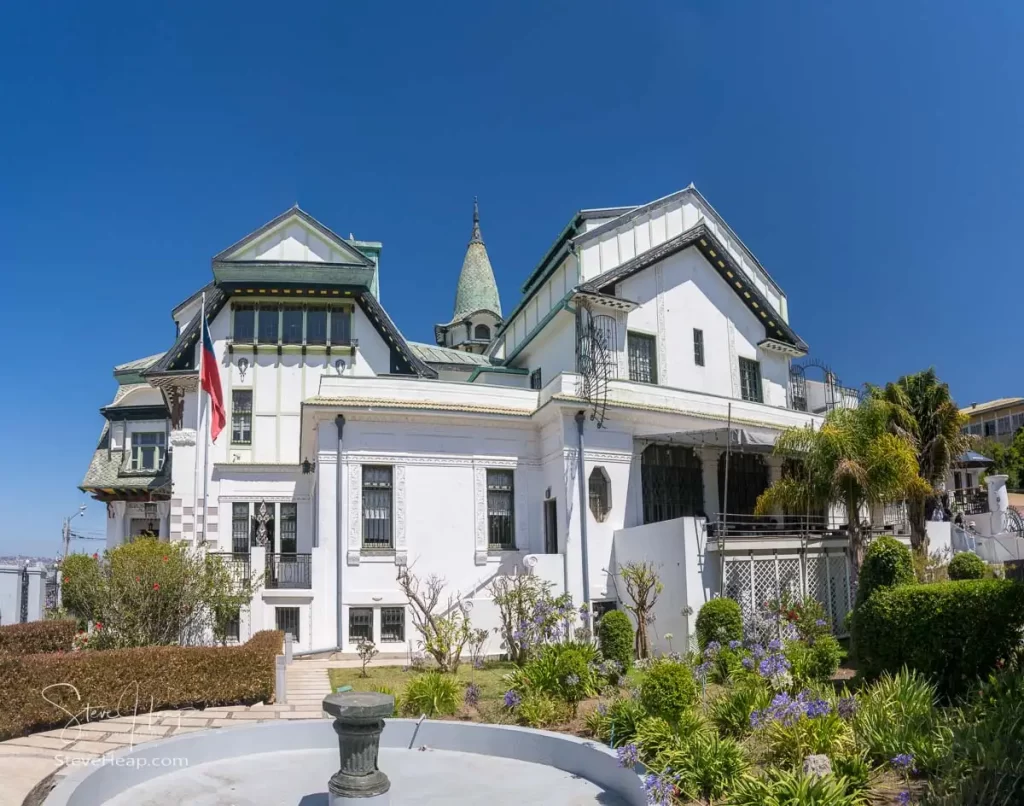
[758,653,791,679]
[815,618,827,627]
[805,698,831,718]
[642,770,675,805]
[897,790,913,805]
[597,703,608,716]
[705,640,722,656]
[837,696,858,719]
[768,638,783,651]
[892,753,916,773]
[728,640,742,650]
[464,683,480,707]
[741,656,755,670]
[616,742,639,768]
[695,660,713,680]
[565,673,580,687]
[503,689,522,709]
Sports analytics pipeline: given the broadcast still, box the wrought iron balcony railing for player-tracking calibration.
[265,552,312,589]
[951,487,988,516]
[207,552,252,581]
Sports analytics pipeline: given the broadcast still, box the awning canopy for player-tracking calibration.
[641,425,779,452]
[957,450,994,468]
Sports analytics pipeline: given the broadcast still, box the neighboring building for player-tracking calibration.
[0,562,50,625]
[961,397,1024,444]
[81,186,866,653]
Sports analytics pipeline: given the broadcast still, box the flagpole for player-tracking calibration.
[201,293,211,545]
[194,293,205,545]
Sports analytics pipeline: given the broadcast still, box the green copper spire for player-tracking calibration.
[452,198,501,319]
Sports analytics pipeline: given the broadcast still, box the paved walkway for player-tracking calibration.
[0,657,372,806]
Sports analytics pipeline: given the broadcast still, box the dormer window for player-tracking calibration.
[233,305,255,343]
[474,324,491,341]
[129,432,165,471]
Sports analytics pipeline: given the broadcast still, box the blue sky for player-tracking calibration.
[1,1,1022,554]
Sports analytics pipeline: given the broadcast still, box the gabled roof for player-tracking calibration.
[409,341,493,368]
[582,221,808,352]
[212,205,375,267]
[961,398,1024,417]
[145,284,437,379]
[114,353,166,375]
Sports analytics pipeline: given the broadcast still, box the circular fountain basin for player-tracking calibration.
[44,719,645,805]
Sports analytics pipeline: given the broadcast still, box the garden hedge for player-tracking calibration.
[855,535,915,606]
[0,630,282,740]
[597,610,634,671]
[695,598,743,649]
[948,552,987,581]
[851,579,1024,697]
[0,620,77,655]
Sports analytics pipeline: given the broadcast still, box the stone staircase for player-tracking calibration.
[283,660,333,717]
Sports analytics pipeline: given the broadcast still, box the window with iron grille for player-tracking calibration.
[282,305,304,344]
[231,391,252,445]
[275,607,300,641]
[224,608,241,643]
[693,328,705,367]
[279,503,297,554]
[331,308,352,345]
[641,444,704,524]
[984,420,996,437]
[381,607,405,642]
[530,368,542,390]
[969,422,983,436]
[232,503,250,554]
[362,466,393,549]
[718,451,769,515]
[627,332,657,384]
[997,415,1012,436]
[349,607,373,641]
[257,304,279,343]
[486,469,515,548]
[739,358,763,403]
[233,304,255,342]
[588,466,611,522]
[130,432,165,471]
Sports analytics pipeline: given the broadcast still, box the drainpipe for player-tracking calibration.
[574,411,592,634]
[335,414,346,650]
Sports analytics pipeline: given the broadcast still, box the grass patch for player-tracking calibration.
[328,662,515,712]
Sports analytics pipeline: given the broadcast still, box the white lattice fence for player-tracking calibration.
[721,551,853,640]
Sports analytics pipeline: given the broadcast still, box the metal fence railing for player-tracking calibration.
[265,553,312,589]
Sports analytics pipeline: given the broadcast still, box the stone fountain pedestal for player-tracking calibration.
[323,691,394,805]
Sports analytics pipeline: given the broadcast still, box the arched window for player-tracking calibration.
[588,466,611,522]
[640,444,704,524]
[474,324,491,340]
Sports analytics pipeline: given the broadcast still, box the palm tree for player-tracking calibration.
[755,398,929,569]
[867,369,969,552]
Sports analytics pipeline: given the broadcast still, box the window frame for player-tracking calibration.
[627,331,658,384]
[361,465,394,550]
[129,432,165,471]
[231,502,250,554]
[380,607,405,643]
[588,466,611,522]
[473,324,491,341]
[231,390,253,446]
[543,498,558,554]
[693,328,705,367]
[330,307,352,346]
[348,607,373,642]
[530,368,542,390]
[739,357,763,403]
[279,502,297,554]
[306,306,328,345]
[275,606,300,641]
[232,304,256,343]
[486,468,515,549]
[256,303,280,344]
[281,305,304,345]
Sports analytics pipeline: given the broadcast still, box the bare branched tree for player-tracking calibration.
[397,565,471,673]
[619,561,662,659]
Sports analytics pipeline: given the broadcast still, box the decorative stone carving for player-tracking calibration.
[473,465,487,565]
[322,691,393,803]
[254,501,271,547]
[169,429,197,447]
[394,465,407,566]
[348,464,362,565]
[237,357,249,381]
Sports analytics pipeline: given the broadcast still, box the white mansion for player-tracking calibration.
[82,186,854,653]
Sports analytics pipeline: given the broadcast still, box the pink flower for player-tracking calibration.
[92,553,98,560]
[153,583,160,591]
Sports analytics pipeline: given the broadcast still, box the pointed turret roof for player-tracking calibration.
[452,198,501,319]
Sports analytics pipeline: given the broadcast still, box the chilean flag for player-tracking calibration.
[200,309,226,443]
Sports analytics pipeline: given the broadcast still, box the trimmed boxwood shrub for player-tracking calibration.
[0,630,282,740]
[851,579,1024,697]
[0,621,77,655]
[597,610,634,672]
[696,598,743,649]
[639,659,697,722]
[856,535,915,606]
[948,552,987,581]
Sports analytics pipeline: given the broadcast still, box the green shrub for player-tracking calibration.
[852,668,950,774]
[0,630,281,741]
[711,678,772,737]
[369,684,401,716]
[948,552,987,581]
[597,610,633,673]
[856,535,915,606]
[639,658,697,722]
[921,670,1024,805]
[515,691,563,728]
[403,671,459,717]
[636,715,746,802]
[605,696,647,747]
[509,642,599,711]
[0,620,77,655]
[786,634,843,685]
[761,711,855,767]
[726,769,862,806]
[696,598,743,649]
[852,579,1024,697]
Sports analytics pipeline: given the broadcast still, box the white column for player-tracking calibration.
[109,501,127,549]
[700,447,720,519]
[987,474,1009,535]
[157,502,171,541]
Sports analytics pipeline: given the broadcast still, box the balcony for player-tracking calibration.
[265,553,312,589]
[207,552,252,582]
[951,487,988,516]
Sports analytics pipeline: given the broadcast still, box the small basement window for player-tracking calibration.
[349,607,373,642]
